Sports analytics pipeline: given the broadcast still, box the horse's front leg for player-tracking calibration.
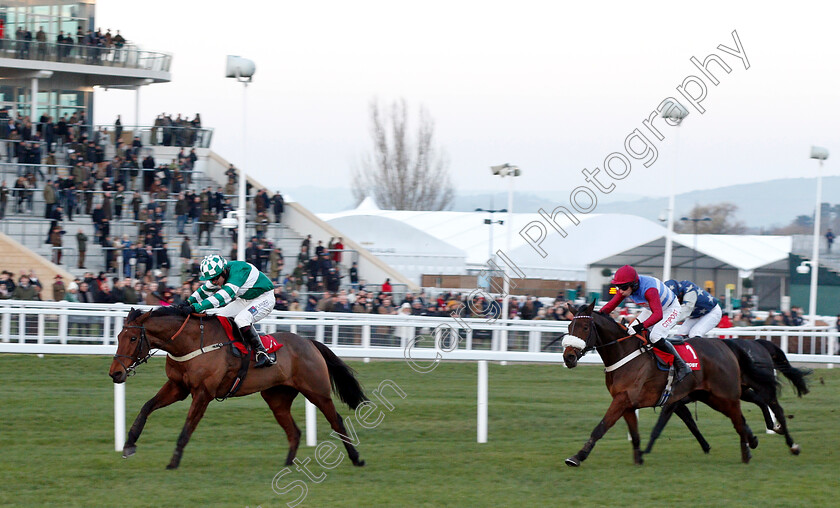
[623,408,643,465]
[124,380,188,458]
[166,390,211,470]
[566,393,630,467]
[675,403,711,454]
[641,401,679,455]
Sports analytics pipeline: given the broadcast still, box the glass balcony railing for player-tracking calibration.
[92,124,213,148]
[0,39,172,73]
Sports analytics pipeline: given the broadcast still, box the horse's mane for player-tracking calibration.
[149,305,186,318]
[569,301,626,335]
[126,306,185,323]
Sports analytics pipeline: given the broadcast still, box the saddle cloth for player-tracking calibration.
[216,316,283,359]
[652,343,701,371]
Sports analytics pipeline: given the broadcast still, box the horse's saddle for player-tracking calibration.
[216,316,282,362]
[653,342,702,371]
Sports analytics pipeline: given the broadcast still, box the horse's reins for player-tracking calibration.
[169,312,192,341]
[114,312,196,375]
[568,313,650,367]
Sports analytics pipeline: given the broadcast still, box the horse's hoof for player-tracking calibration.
[354,459,366,467]
[565,456,580,467]
[122,445,136,458]
[790,444,801,455]
[702,446,711,455]
[165,462,180,470]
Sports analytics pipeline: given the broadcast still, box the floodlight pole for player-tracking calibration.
[661,105,687,281]
[809,157,825,324]
[232,70,253,261]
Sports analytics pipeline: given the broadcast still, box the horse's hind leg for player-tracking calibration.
[124,380,188,458]
[708,396,752,463]
[741,388,776,432]
[304,392,365,467]
[261,386,302,466]
[166,390,211,470]
[623,409,643,465]
[566,393,629,467]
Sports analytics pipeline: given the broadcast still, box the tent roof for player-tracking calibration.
[318,209,669,271]
[591,234,792,273]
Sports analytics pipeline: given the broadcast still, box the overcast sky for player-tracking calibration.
[93,0,840,204]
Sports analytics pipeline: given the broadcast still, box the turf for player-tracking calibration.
[0,355,837,507]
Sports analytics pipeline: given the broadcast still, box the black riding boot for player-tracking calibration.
[241,325,274,368]
[653,338,692,383]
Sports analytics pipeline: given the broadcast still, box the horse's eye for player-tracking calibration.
[130,336,138,342]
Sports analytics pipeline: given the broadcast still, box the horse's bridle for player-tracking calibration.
[112,323,153,376]
[568,313,646,355]
[113,312,197,375]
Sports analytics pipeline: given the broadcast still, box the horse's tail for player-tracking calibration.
[311,340,368,409]
[723,339,780,392]
[755,339,812,397]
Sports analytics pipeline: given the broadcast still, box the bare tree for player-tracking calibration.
[352,98,454,210]
[675,203,746,234]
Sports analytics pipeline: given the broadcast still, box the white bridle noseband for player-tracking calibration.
[561,315,591,351]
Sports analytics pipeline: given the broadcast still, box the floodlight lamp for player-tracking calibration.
[810,146,829,161]
[796,262,811,275]
[220,211,239,229]
[660,100,689,121]
[225,55,256,81]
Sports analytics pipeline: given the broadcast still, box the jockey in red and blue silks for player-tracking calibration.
[664,279,723,339]
[599,265,691,382]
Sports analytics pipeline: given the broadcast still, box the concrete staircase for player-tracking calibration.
[0,232,75,300]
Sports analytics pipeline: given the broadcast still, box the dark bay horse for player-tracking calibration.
[108,306,368,470]
[644,338,811,456]
[561,301,756,466]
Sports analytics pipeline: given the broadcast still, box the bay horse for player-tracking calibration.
[108,306,368,470]
[561,301,757,466]
[644,338,810,456]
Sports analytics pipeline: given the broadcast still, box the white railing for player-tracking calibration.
[2,301,838,452]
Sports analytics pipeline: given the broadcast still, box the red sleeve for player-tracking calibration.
[598,291,625,315]
[641,287,662,328]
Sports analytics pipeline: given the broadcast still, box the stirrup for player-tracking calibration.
[255,351,275,367]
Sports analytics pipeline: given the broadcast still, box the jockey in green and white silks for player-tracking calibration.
[186,254,277,367]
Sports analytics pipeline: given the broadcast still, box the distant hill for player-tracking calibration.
[286,177,840,229]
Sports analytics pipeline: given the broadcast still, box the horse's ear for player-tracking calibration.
[565,302,577,314]
[586,299,596,313]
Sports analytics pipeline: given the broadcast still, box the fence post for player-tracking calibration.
[2,308,11,342]
[114,382,125,452]
[104,315,111,346]
[362,324,371,363]
[477,360,488,443]
[58,306,68,345]
[18,311,25,343]
[305,400,317,447]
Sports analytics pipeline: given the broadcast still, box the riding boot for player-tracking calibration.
[240,325,274,368]
[653,338,692,383]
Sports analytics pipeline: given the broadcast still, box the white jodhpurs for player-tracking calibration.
[634,299,681,343]
[677,304,723,338]
[205,290,276,329]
